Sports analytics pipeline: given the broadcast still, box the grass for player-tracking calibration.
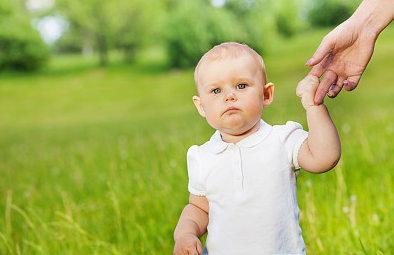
[1,26,394,254]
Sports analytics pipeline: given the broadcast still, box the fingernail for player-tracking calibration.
[305,59,313,66]
[344,80,348,86]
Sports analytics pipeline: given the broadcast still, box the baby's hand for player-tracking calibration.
[296,75,321,110]
[174,233,203,255]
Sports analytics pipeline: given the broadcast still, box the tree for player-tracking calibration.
[274,0,302,37]
[114,0,163,63]
[54,0,161,66]
[0,0,49,71]
[308,0,353,27]
[164,1,245,68]
[164,0,280,68]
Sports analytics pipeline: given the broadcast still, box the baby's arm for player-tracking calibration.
[296,75,341,173]
[174,194,209,255]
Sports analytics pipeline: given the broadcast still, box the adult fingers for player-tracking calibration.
[308,53,333,78]
[306,35,335,67]
[313,70,337,104]
[327,76,345,98]
[345,75,361,91]
[327,83,343,98]
[308,63,325,77]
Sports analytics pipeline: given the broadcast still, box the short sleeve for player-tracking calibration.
[187,145,205,196]
[278,121,308,170]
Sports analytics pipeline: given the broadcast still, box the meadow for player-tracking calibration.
[1,26,394,255]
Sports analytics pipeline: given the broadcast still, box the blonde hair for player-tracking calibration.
[194,42,267,89]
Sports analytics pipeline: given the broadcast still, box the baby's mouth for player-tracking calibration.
[223,106,240,115]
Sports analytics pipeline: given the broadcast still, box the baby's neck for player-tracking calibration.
[220,121,261,143]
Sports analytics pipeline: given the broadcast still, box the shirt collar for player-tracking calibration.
[206,119,272,154]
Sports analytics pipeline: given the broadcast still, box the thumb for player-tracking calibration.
[306,37,335,67]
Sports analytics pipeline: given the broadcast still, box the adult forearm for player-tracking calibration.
[305,105,341,173]
[352,0,394,35]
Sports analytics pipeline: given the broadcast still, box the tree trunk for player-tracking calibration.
[96,34,108,66]
[124,46,136,63]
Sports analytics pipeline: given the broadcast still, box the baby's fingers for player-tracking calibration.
[188,239,202,255]
[297,75,321,109]
[174,236,202,255]
[297,75,320,97]
[188,244,202,255]
[196,241,203,255]
[296,77,309,97]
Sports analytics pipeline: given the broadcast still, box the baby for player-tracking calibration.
[174,42,341,255]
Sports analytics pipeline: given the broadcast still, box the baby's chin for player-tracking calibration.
[218,119,259,136]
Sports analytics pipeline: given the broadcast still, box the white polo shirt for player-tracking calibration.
[187,120,308,255]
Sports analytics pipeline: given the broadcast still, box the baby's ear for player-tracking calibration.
[263,83,274,107]
[193,96,206,117]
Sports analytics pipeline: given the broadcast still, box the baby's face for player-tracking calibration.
[193,54,272,137]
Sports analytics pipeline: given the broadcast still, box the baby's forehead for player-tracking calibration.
[198,52,262,70]
[199,44,263,67]
[195,43,266,84]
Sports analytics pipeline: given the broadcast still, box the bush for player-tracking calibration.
[164,1,272,69]
[274,0,301,37]
[308,0,353,27]
[0,11,49,71]
[165,1,235,68]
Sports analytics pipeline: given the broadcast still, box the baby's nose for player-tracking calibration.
[225,92,237,102]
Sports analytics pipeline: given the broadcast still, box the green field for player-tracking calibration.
[1,27,394,255]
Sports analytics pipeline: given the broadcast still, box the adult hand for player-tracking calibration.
[306,19,378,104]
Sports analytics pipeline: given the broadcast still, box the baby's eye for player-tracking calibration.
[237,83,247,89]
[212,88,221,94]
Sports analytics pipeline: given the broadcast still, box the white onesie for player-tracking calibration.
[187,120,308,255]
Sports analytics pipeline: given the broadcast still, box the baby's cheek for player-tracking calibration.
[249,102,264,117]
[205,114,220,130]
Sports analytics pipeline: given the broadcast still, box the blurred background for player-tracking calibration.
[0,0,359,70]
[1,0,393,254]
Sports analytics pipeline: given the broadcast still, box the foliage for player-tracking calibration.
[308,0,353,27]
[164,1,244,68]
[114,0,161,63]
[273,0,302,37]
[52,28,84,54]
[0,0,48,71]
[164,0,278,69]
[223,0,278,54]
[55,0,162,65]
